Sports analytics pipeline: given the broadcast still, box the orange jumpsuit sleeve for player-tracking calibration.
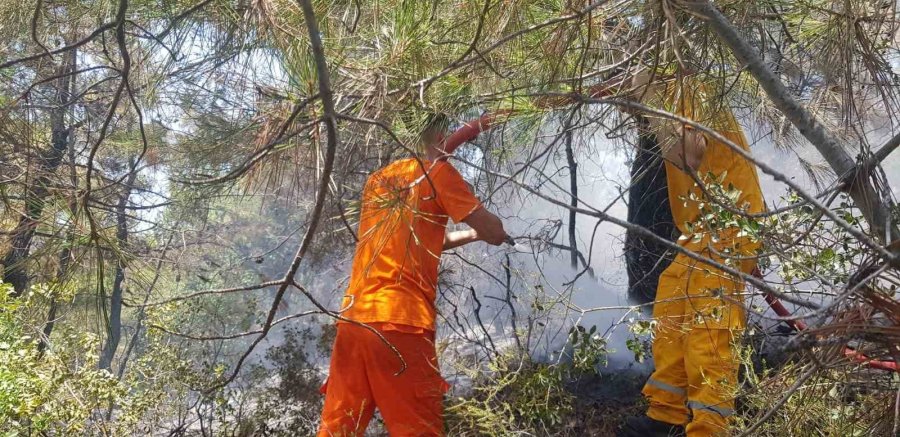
[430,162,482,223]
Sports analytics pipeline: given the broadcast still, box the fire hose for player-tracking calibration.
[437,81,898,372]
[755,268,897,372]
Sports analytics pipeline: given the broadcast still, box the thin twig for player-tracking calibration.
[737,363,820,437]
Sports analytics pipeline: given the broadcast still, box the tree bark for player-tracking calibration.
[687,1,899,250]
[564,128,579,269]
[37,104,79,358]
[99,166,138,371]
[625,123,678,303]
[2,50,76,296]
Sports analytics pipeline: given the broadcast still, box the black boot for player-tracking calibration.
[617,415,686,437]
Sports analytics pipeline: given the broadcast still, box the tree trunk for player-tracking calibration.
[99,167,137,371]
[2,50,76,297]
[37,249,66,357]
[117,231,177,380]
[625,124,678,304]
[564,128,579,269]
[37,119,79,358]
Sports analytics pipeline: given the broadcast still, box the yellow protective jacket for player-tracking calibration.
[656,80,765,258]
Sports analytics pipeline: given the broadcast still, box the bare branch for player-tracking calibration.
[180,97,320,185]
[0,0,216,69]
[207,0,343,391]
[874,132,900,165]
[155,0,216,41]
[1,22,117,70]
[403,0,614,95]
[30,0,51,56]
[149,310,324,341]
[453,154,820,310]
[126,280,285,308]
[737,363,821,437]
[579,95,898,265]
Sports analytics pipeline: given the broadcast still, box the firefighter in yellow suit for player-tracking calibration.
[618,74,765,437]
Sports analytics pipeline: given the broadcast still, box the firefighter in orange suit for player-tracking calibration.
[619,74,765,437]
[318,115,508,436]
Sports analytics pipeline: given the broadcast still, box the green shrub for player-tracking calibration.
[0,282,124,435]
[445,325,615,436]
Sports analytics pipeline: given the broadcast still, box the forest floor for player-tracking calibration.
[561,371,648,435]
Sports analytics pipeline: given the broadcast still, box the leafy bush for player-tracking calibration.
[735,363,898,436]
[445,355,576,436]
[0,282,123,434]
[445,326,616,436]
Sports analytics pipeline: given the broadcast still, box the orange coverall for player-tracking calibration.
[318,158,482,436]
[641,82,765,436]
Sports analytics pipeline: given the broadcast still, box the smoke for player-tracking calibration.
[434,109,899,377]
[437,120,652,376]
[241,110,900,384]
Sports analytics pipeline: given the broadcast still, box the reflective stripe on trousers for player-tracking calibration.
[646,379,735,417]
[687,400,734,418]
[646,378,686,397]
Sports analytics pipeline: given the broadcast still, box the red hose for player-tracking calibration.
[439,85,897,373]
[762,288,808,332]
[753,268,897,372]
[442,80,620,156]
[441,112,509,158]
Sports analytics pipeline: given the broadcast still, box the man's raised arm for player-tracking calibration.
[650,119,708,171]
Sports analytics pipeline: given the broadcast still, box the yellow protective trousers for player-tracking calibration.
[642,251,755,437]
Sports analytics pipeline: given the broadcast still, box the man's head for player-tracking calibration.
[417,113,450,160]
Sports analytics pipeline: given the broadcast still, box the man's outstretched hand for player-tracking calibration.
[443,229,479,250]
[443,207,509,250]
